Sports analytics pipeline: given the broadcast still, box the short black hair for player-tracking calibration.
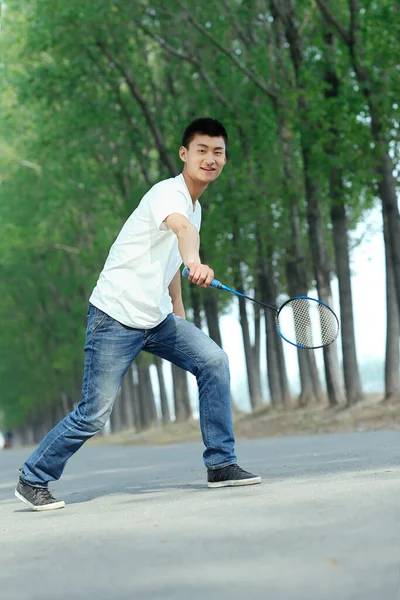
[182,117,228,149]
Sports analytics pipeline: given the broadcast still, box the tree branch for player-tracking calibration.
[85,47,153,187]
[267,0,290,26]
[176,1,277,101]
[96,41,179,177]
[316,0,351,44]
[139,24,251,157]
[348,0,361,54]
[221,0,254,47]
[48,243,80,254]
[299,1,317,35]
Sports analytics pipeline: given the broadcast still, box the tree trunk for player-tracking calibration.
[259,268,282,406]
[264,310,282,405]
[145,365,158,422]
[137,360,157,429]
[50,403,62,431]
[273,67,312,408]
[318,0,400,318]
[275,333,291,406]
[35,405,54,441]
[308,351,324,402]
[274,0,344,407]
[201,246,223,348]
[266,241,290,406]
[154,356,171,424]
[378,152,400,319]
[256,229,285,406]
[323,25,363,406]
[21,425,35,446]
[110,388,124,433]
[60,391,70,417]
[171,363,192,421]
[297,350,314,407]
[191,276,241,412]
[252,305,264,407]
[222,220,263,410]
[331,201,363,405]
[304,162,344,407]
[285,223,317,407]
[190,285,203,330]
[384,212,400,400]
[121,368,135,429]
[236,290,264,410]
[254,305,261,371]
[203,291,223,348]
[240,295,264,409]
[347,0,400,318]
[286,257,323,405]
[130,364,142,432]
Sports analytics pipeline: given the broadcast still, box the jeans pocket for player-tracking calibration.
[91,307,110,332]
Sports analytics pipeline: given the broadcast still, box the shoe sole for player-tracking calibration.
[14,490,65,511]
[208,476,262,488]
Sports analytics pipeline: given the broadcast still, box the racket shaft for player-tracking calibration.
[181,267,277,311]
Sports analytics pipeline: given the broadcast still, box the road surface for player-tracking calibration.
[1,431,400,599]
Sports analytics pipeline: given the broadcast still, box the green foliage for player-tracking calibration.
[0,0,398,427]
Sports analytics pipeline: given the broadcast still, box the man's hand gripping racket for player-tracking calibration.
[182,267,339,350]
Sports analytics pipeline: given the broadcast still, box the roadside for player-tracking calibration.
[90,393,400,447]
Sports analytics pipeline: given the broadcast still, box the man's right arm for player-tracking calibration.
[164,213,214,287]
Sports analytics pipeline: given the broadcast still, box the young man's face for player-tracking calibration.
[179,134,227,184]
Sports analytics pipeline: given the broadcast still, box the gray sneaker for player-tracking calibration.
[15,478,65,511]
[207,464,262,488]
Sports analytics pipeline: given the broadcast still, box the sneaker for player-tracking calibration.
[15,478,65,511]
[207,464,262,488]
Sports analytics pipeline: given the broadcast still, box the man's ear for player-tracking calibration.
[179,146,187,163]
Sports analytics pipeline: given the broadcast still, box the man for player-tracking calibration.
[15,117,261,511]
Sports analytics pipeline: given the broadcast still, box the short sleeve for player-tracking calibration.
[148,188,189,231]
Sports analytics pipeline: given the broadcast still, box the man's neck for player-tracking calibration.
[182,170,208,206]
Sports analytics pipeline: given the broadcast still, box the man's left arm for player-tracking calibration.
[168,269,186,319]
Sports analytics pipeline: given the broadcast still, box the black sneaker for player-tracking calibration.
[15,478,65,511]
[207,464,262,488]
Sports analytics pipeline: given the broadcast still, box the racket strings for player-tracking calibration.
[276,297,339,349]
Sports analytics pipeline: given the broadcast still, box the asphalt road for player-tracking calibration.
[1,431,400,600]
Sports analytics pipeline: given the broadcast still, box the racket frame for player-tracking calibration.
[182,268,339,350]
[275,296,340,350]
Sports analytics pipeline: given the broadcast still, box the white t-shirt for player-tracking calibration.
[89,173,201,329]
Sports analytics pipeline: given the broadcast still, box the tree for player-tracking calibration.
[317,0,400,318]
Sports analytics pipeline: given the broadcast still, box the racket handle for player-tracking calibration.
[182,266,222,289]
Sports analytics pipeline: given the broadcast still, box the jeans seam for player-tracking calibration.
[147,340,211,454]
[27,420,77,482]
[28,322,96,477]
[82,320,96,420]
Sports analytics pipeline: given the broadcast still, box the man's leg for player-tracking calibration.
[16,305,144,509]
[144,314,261,486]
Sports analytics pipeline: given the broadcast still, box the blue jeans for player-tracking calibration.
[21,305,237,487]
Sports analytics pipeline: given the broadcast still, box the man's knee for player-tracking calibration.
[70,407,110,434]
[203,348,230,372]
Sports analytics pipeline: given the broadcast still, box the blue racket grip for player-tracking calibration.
[182,266,222,289]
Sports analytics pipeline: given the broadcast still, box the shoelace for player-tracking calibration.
[33,487,57,502]
[211,464,248,481]
[228,465,247,477]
